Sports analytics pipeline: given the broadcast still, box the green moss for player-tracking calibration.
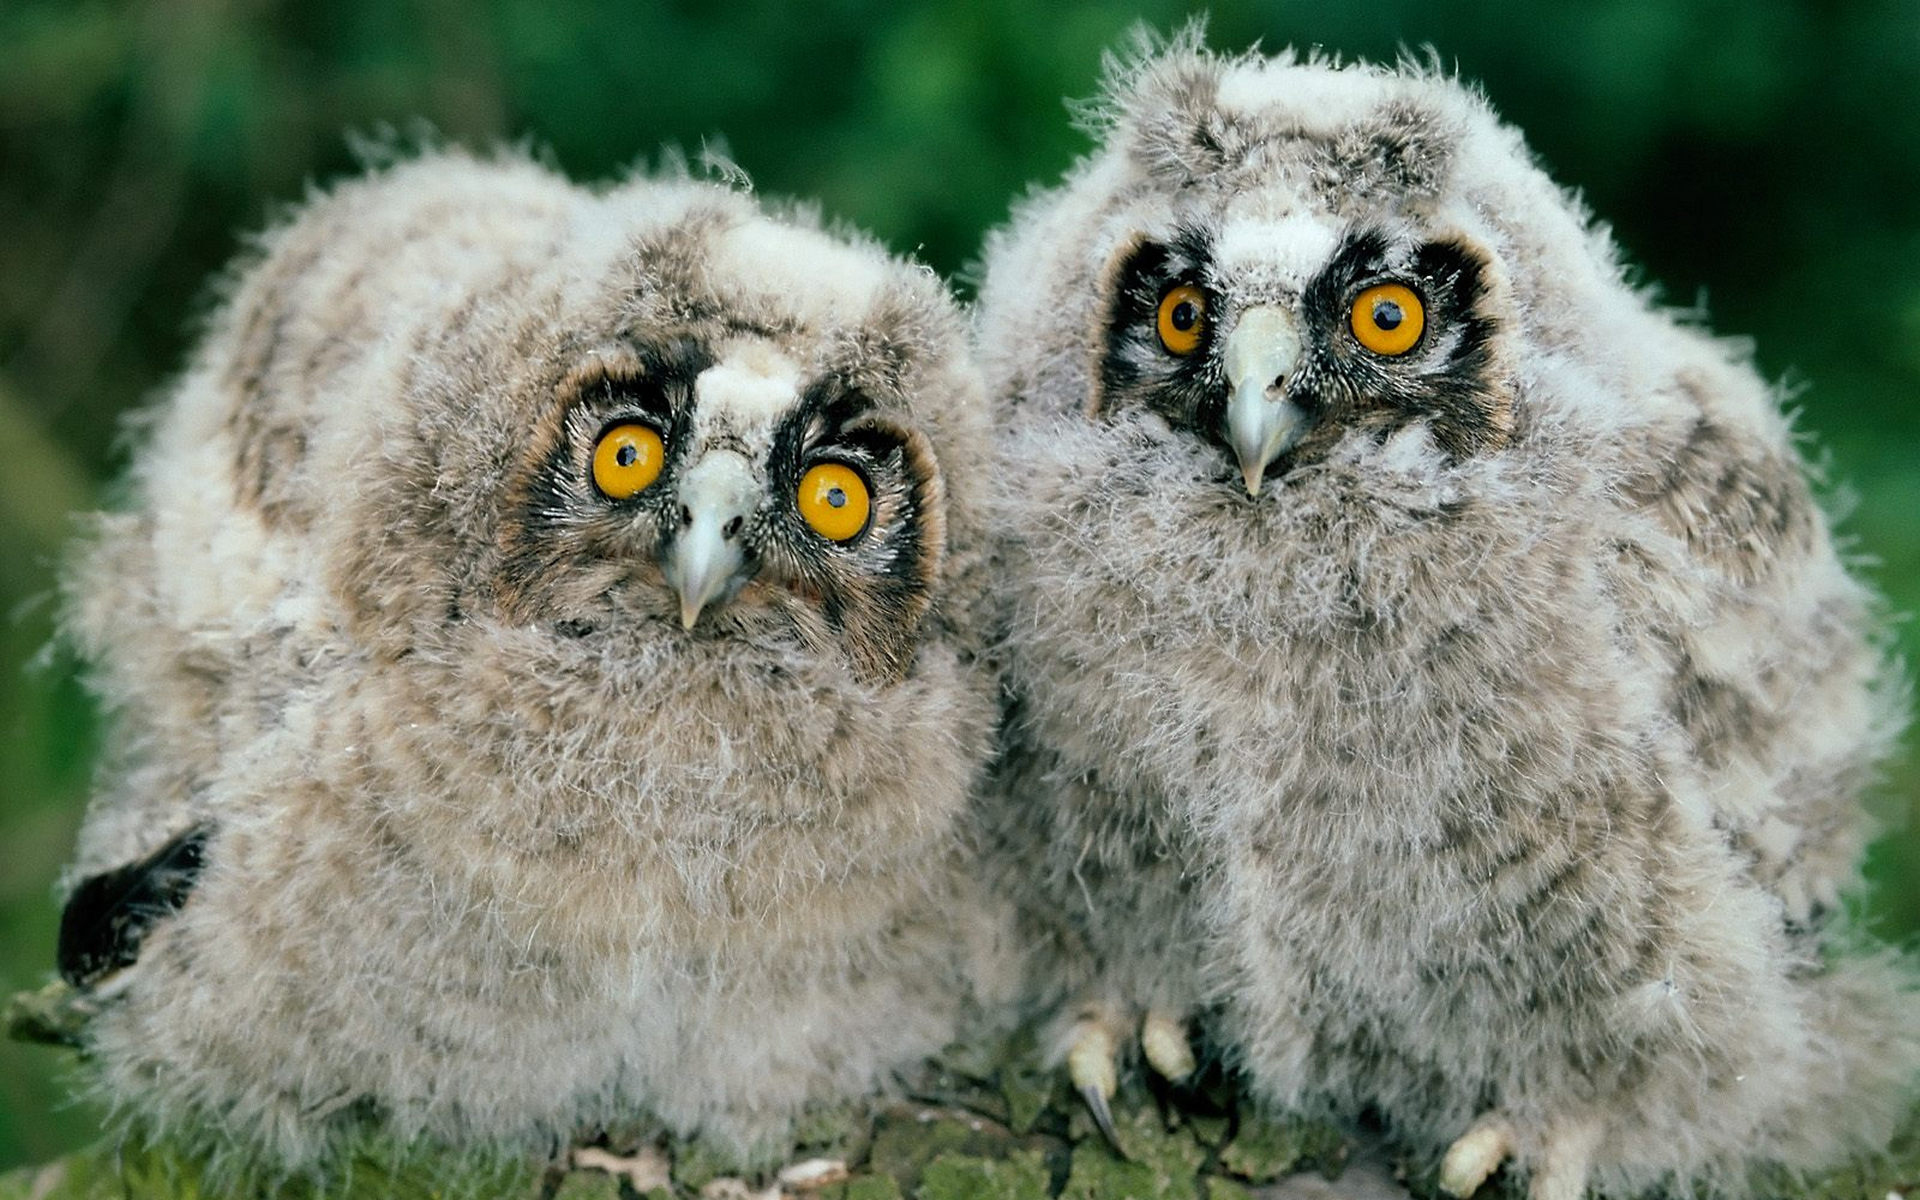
[997,1054,1061,1139]
[916,1149,1050,1200]
[1215,1110,1348,1184]
[791,1102,874,1158]
[666,1136,745,1193]
[549,1169,622,1200]
[1119,1109,1208,1190]
[5,1018,1916,1199]
[865,1106,1025,1194]
[1177,1114,1229,1152]
[1200,1178,1252,1200]
[825,1176,905,1200]
[916,1042,1021,1130]
[1000,1075,1053,1139]
[0,1135,544,1200]
[1057,1104,1210,1200]
[1058,1143,1174,1200]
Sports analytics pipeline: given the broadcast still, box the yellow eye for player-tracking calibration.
[591,423,664,499]
[797,462,871,542]
[1350,284,1425,355]
[1156,284,1208,356]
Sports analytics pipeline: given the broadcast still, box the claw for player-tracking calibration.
[1140,1009,1196,1083]
[1078,1079,1123,1154]
[1066,1014,1125,1154]
[1440,1114,1515,1198]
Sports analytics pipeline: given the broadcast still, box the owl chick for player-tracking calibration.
[54,148,1006,1165]
[978,35,1919,1198]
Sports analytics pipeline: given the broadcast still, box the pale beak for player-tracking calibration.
[663,450,758,629]
[1223,305,1311,496]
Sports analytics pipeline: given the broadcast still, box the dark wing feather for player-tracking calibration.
[58,823,212,989]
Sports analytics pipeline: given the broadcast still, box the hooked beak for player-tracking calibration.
[663,450,758,629]
[1223,305,1311,496]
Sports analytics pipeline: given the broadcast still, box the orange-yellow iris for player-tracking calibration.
[591,423,664,499]
[1350,284,1425,356]
[1156,284,1208,356]
[797,462,871,542]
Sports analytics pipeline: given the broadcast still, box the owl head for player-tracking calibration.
[218,157,988,686]
[977,34,1677,497]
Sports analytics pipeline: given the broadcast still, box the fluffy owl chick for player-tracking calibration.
[978,36,1918,1198]
[55,149,1006,1165]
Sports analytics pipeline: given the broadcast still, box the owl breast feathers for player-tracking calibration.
[56,151,1009,1163]
[978,38,1919,1199]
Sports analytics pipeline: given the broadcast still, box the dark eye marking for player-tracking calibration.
[1301,231,1510,457]
[1094,228,1218,421]
[758,380,944,681]
[494,340,713,624]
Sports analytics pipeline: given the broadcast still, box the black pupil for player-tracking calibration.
[616,443,638,467]
[1170,299,1199,332]
[1372,300,1403,331]
[827,487,847,509]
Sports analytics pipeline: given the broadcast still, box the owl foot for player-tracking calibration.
[1438,1114,1514,1197]
[1065,1003,1200,1153]
[569,1145,672,1192]
[1439,1112,1601,1200]
[1140,1007,1196,1082]
[1066,1004,1125,1151]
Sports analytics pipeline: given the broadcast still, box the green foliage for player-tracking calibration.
[2,0,1918,1177]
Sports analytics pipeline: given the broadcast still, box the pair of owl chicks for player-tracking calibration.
[54,38,1919,1200]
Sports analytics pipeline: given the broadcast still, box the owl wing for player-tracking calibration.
[1620,338,1899,924]
[57,821,212,991]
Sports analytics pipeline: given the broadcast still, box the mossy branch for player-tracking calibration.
[6,986,1917,1200]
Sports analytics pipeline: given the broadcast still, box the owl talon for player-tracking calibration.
[1077,1079,1124,1154]
[1066,1012,1126,1154]
[1439,1114,1515,1198]
[1140,1008,1195,1083]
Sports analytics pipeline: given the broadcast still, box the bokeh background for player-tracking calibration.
[2,0,1917,1172]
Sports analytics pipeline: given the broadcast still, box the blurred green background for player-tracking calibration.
[2,0,1917,1172]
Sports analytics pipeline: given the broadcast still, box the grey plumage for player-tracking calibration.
[978,33,1918,1198]
[57,149,1008,1165]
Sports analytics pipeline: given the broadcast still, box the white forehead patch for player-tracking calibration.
[1215,62,1389,138]
[711,220,889,330]
[694,342,801,455]
[1213,212,1342,291]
